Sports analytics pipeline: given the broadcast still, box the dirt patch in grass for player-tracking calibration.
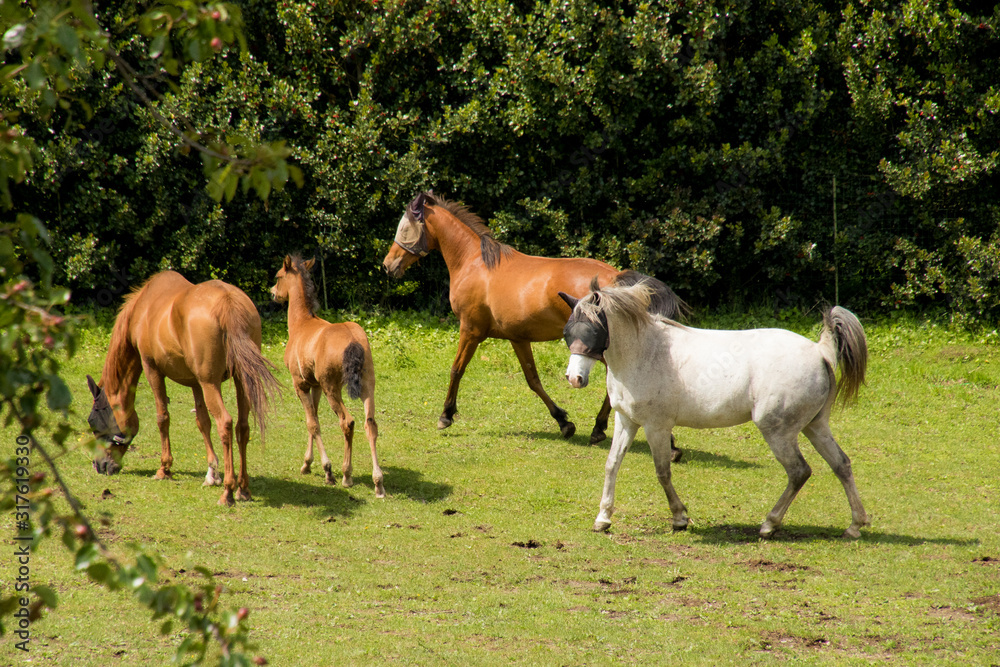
[970,594,1000,615]
[746,558,811,573]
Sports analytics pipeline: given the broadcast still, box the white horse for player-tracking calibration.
[559,280,870,539]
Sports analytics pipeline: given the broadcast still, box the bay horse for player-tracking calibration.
[381,190,687,446]
[86,271,280,506]
[270,255,385,497]
[560,279,870,539]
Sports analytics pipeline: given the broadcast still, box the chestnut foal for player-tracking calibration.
[271,255,385,497]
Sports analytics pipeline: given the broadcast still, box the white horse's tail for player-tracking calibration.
[820,306,868,406]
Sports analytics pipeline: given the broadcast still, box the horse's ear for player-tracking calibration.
[304,258,316,271]
[558,292,579,310]
[87,375,101,398]
[589,275,601,292]
[283,255,294,271]
[409,192,426,222]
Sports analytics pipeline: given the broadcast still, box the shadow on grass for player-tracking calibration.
[560,435,764,470]
[380,465,453,503]
[688,522,980,547]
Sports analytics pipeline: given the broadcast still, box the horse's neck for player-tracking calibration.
[605,314,659,377]
[101,348,142,412]
[427,210,480,272]
[285,280,316,334]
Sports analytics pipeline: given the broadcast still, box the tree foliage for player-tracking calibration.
[3,1,999,314]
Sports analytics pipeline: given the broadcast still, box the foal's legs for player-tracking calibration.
[439,327,483,430]
[510,340,575,439]
[200,381,236,506]
[192,384,222,486]
[593,391,682,462]
[142,360,173,480]
[323,386,356,489]
[594,412,639,532]
[649,426,689,531]
[803,419,870,538]
[298,385,335,484]
[361,388,385,498]
[758,426,813,538]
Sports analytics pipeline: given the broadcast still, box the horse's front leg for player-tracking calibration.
[439,327,483,430]
[649,425,689,531]
[142,361,173,480]
[192,385,221,486]
[511,340,575,439]
[594,412,639,532]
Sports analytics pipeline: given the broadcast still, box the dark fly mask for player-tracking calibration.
[558,291,608,388]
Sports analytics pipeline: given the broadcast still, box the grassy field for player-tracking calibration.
[3,307,999,666]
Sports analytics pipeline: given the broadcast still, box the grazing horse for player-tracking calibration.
[270,255,385,497]
[560,279,870,539]
[86,271,280,506]
[381,190,687,444]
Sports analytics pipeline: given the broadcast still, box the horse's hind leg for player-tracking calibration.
[324,387,356,489]
[201,382,236,506]
[511,340,575,439]
[649,426,689,530]
[803,420,869,539]
[192,385,221,486]
[298,385,335,484]
[233,376,252,502]
[142,361,173,480]
[439,327,483,430]
[362,384,385,498]
[758,427,812,538]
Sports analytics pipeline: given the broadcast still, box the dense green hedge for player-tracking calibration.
[11,1,1000,319]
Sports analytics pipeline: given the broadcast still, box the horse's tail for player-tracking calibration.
[215,294,281,444]
[821,306,868,406]
[611,270,691,320]
[343,340,366,401]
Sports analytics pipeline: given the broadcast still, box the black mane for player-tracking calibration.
[423,192,513,269]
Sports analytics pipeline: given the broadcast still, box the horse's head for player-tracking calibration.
[87,374,134,475]
[382,191,433,278]
[558,288,609,389]
[270,255,317,309]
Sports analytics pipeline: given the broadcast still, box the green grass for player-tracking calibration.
[3,308,999,665]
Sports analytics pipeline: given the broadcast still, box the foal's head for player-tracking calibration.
[271,255,320,313]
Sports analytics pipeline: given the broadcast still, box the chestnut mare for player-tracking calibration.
[382,191,687,444]
[86,271,280,506]
[270,255,385,497]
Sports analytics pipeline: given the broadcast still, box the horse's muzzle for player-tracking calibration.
[565,354,597,389]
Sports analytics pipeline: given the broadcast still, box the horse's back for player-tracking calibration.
[622,322,832,430]
[476,254,619,340]
[128,272,260,383]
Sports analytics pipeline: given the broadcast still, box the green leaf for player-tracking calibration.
[46,375,72,411]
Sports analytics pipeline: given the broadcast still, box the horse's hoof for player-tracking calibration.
[672,520,689,532]
[437,416,453,430]
[342,476,354,489]
[759,523,778,539]
[324,474,336,485]
[218,493,235,507]
[236,489,252,502]
[560,421,577,439]
[300,463,312,475]
[593,519,611,533]
[842,525,862,539]
[154,470,172,481]
[671,447,683,463]
[589,429,607,445]
[374,483,386,499]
